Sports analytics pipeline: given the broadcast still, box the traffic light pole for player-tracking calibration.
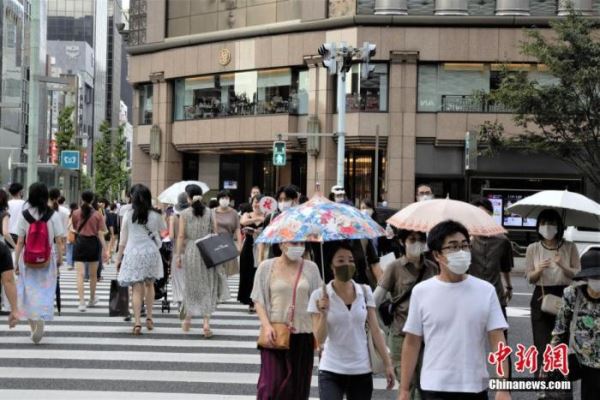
[336,70,346,188]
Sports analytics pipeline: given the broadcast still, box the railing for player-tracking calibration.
[441,95,513,113]
[180,95,305,120]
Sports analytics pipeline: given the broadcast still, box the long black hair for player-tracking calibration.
[130,184,154,225]
[27,182,51,215]
[49,188,61,211]
[80,190,95,219]
[186,184,205,217]
[0,188,8,212]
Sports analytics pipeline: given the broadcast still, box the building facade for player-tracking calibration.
[126,0,599,221]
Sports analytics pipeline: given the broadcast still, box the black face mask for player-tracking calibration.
[333,263,356,282]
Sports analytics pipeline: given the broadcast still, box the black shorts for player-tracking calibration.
[73,235,100,262]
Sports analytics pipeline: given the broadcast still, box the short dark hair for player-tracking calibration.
[58,196,66,205]
[217,190,231,201]
[427,220,470,252]
[471,198,493,215]
[397,229,427,244]
[48,188,61,201]
[276,185,298,201]
[8,182,23,196]
[416,184,432,194]
[536,209,565,241]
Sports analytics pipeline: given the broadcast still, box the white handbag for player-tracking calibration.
[361,285,387,374]
[540,285,563,315]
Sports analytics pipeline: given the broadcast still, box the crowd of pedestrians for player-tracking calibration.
[0,179,599,400]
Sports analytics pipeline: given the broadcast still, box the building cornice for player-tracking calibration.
[127,15,591,56]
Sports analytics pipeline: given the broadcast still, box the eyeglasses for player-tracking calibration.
[441,243,472,253]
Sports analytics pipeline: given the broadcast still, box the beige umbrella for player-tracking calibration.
[387,197,506,236]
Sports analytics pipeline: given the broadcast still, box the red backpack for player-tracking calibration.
[23,209,54,269]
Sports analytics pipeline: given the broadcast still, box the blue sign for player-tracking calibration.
[60,150,80,170]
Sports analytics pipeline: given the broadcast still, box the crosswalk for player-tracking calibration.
[0,265,395,399]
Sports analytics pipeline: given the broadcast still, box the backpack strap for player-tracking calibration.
[41,209,54,222]
[22,209,36,224]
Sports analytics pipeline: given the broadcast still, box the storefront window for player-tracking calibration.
[418,63,556,113]
[173,68,308,121]
[335,64,388,113]
[138,84,153,125]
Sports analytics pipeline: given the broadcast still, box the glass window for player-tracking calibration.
[336,64,388,113]
[418,63,557,113]
[291,69,309,115]
[138,84,153,125]
[173,68,308,120]
[257,69,290,114]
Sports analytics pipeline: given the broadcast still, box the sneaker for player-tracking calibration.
[78,303,87,312]
[87,297,98,308]
[31,320,44,344]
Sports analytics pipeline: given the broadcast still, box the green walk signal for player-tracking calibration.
[273,140,286,166]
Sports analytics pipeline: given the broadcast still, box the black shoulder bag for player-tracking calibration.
[378,265,427,326]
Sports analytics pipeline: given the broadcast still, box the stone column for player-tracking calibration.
[150,72,182,199]
[305,59,337,198]
[434,0,469,15]
[387,51,419,209]
[558,0,593,16]
[495,0,530,15]
[131,88,151,189]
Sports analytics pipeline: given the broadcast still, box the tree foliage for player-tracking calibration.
[480,8,600,190]
[55,106,76,154]
[94,121,129,200]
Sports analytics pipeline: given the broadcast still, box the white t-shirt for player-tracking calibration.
[16,207,66,244]
[58,205,70,234]
[308,281,375,375]
[403,275,508,393]
[118,204,132,218]
[8,199,25,235]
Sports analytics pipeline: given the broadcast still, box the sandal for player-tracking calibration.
[132,325,142,336]
[146,318,154,331]
[182,319,191,332]
[203,327,213,338]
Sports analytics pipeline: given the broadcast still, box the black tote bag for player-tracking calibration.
[108,279,129,317]
[195,234,238,269]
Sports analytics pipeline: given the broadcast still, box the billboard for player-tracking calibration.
[482,189,538,229]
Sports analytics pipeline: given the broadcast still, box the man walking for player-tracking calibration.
[399,220,510,400]
[0,241,18,328]
[7,183,25,246]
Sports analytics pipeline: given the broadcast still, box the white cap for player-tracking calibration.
[331,185,345,195]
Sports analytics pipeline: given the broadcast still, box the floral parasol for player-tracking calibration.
[255,194,386,244]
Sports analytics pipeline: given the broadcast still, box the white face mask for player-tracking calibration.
[285,246,305,261]
[278,200,292,212]
[219,198,230,208]
[445,250,471,275]
[405,241,425,258]
[417,194,434,202]
[539,224,558,240]
[334,196,345,203]
[361,209,373,217]
[587,279,600,293]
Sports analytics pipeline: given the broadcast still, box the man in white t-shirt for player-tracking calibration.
[398,220,510,400]
[7,183,25,242]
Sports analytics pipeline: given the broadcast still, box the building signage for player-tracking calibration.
[60,150,80,170]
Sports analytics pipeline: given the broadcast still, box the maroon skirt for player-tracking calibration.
[257,333,315,400]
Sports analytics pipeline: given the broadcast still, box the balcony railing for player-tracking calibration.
[179,95,305,120]
[441,95,513,113]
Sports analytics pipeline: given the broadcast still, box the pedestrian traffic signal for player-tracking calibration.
[273,141,286,166]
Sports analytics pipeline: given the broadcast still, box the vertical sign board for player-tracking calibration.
[60,150,80,170]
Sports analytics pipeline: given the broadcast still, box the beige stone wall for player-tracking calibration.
[166,0,312,37]
[128,24,551,206]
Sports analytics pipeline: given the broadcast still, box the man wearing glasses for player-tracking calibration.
[398,220,511,400]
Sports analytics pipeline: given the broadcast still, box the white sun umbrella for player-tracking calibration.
[158,181,210,205]
[506,190,600,229]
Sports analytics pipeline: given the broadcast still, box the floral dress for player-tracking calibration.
[118,210,166,286]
